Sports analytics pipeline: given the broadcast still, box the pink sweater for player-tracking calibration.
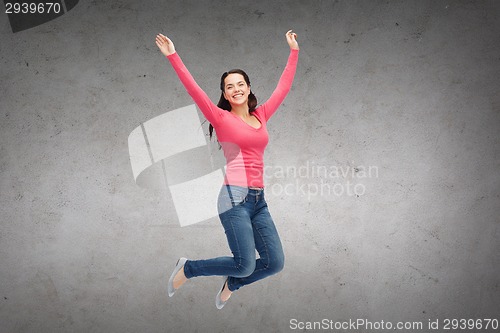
[167,49,299,188]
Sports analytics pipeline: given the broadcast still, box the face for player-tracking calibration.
[223,73,251,107]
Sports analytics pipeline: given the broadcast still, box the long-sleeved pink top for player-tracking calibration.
[167,49,299,188]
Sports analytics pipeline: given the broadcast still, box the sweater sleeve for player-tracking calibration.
[166,52,224,127]
[257,49,299,122]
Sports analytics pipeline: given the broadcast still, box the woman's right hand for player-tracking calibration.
[156,33,176,56]
[286,30,299,50]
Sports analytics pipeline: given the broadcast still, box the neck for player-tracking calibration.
[230,104,250,117]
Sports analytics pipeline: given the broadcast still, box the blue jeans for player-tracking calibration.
[183,185,285,291]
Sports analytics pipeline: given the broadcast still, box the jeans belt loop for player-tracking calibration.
[256,188,263,201]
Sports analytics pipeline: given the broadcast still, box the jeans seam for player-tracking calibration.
[251,204,271,275]
[230,204,267,289]
[227,215,246,292]
[254,226,270,273]
[228,218,243,273]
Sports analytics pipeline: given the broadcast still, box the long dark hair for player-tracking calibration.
[208,69,257,147]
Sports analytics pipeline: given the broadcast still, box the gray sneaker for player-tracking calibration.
[215,276,230,309]
[168,257,188,297]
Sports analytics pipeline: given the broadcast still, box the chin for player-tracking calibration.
[231,100,248,107]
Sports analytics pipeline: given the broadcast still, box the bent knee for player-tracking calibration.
[233,259,256,278]
[266,253,285,275]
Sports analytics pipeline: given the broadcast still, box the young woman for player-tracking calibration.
[156,30,299,309]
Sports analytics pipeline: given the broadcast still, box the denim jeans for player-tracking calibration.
[183,185,285,291]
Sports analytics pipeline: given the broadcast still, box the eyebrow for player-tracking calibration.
[225,81,245,87]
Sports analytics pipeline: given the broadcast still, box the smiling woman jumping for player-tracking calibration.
[156,30,299,309]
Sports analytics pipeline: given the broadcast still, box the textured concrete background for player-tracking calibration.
[1,0,499,332]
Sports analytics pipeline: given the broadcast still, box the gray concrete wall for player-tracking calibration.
[1,0,499,332]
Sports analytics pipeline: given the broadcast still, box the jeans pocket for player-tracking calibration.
[217,186,249,214]
[217,194,246,214]
[220,194,246,206]
[230,195,246,207]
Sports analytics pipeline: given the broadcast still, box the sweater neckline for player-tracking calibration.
[229,111,263,130]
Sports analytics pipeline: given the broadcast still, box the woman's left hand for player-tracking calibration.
[286,30,299,50]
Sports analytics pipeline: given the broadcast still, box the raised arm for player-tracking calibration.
[258,30,300,121]
[155,33,223,127]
